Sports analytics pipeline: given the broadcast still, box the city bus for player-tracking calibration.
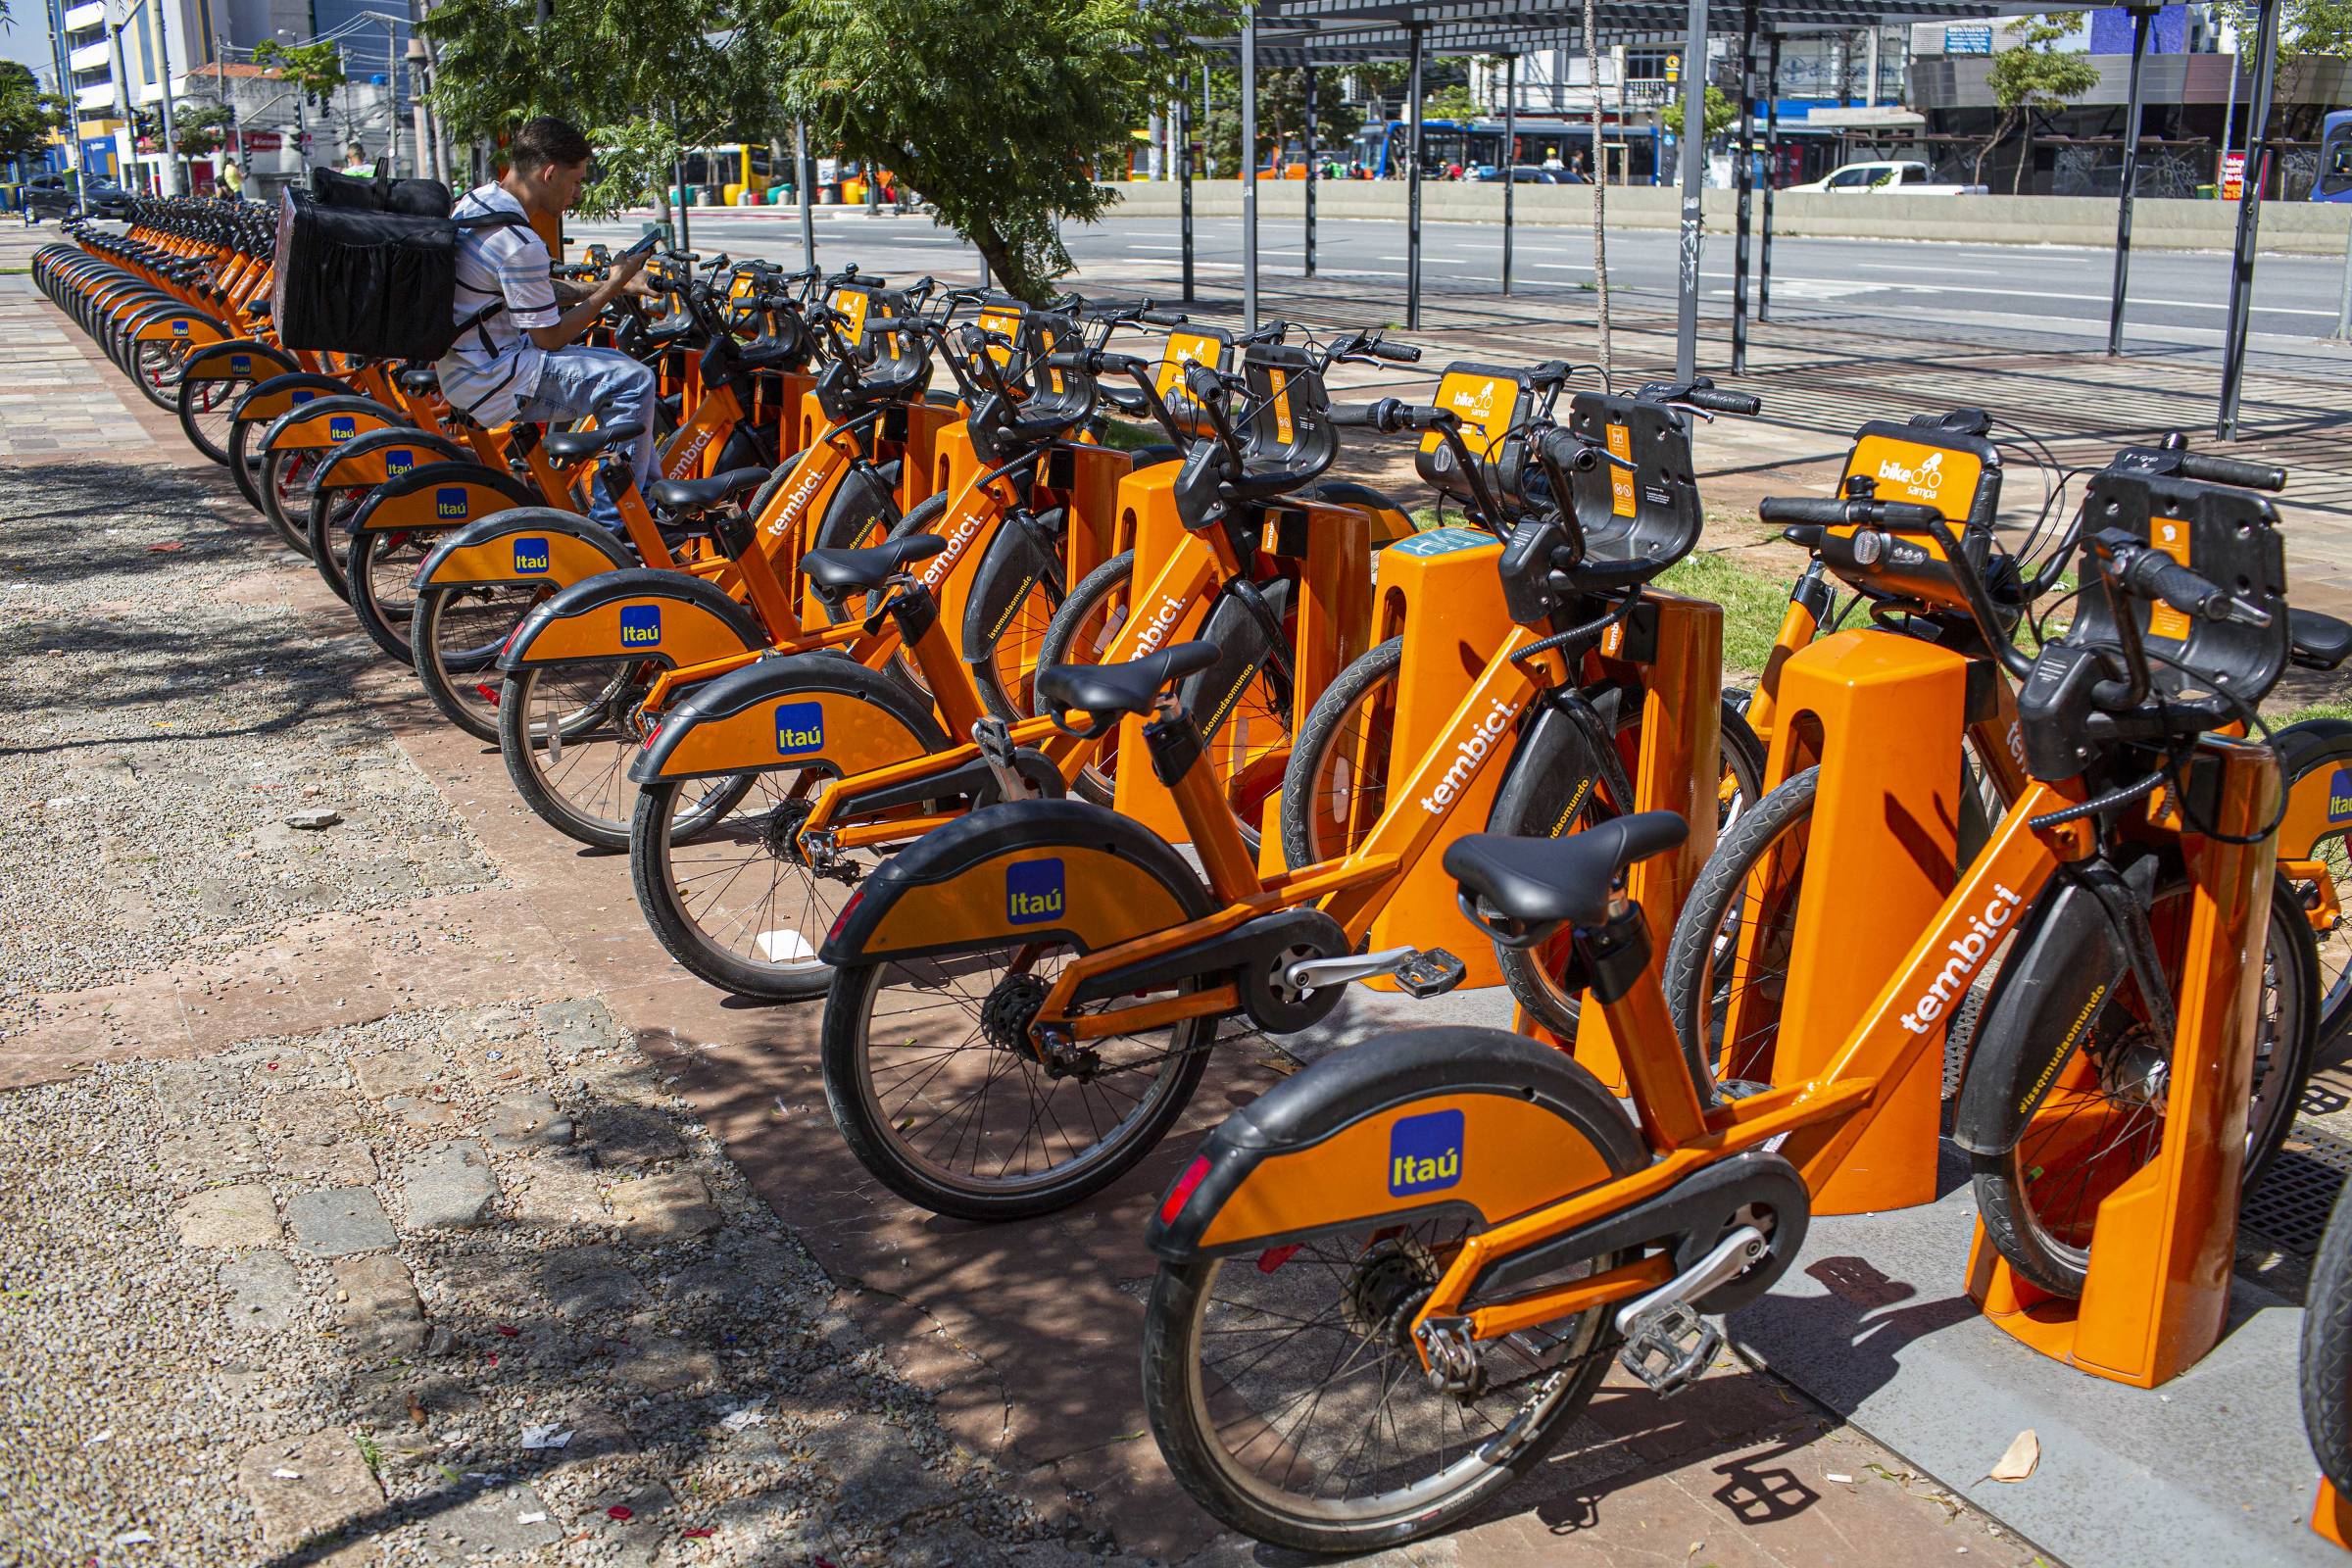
[2316,110,2352,202]
[1348,117,1656,179]
[682,144,775,205]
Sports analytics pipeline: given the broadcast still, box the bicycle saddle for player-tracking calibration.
[800,531,948,594]
[394,366,438,396]
[646,466,768,517]
[542,420,645,462]
[1035,642,1217,721]
[1445,813,1689,931]
[2291,608,2352,671]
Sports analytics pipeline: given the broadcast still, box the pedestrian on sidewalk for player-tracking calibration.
[435,117,655,533]
[220,161,247,201]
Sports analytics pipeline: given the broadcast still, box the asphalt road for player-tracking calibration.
[574,206,2347,354]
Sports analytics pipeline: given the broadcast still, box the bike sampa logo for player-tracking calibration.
[330,416,358,441]
[2331,767,2352,823]
[1875,449,1946,503]
[774,700,824,757]
[1005,858,1065,925]
[385,449,416,477]
[433,486,467,520]
[1388,1107,1464,1197]
[512,537,551,574]
[618,605,662,648]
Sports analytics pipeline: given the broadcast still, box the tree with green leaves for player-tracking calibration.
[1421,81,1482,122]
[420,0,785,217]
[1200,66,1365,175]
[251,39,349,111]
[768,0,1218,302]
[0,61,68,168]
[1976,14,2097,191]
[172,101,233,159]
[1659,84,1737,140]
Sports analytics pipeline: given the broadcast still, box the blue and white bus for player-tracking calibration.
[1348,117,1656,179]
[2315,111,2352,202]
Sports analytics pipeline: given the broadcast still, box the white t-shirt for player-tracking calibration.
[436,183,559,423]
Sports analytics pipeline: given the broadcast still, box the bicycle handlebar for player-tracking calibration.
[2176,451,2286,492]
[2098,535,2274,629]
[1685,386,1761,416]
[1757,495,1943,529]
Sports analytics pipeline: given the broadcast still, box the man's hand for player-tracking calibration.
[598,248,651,301]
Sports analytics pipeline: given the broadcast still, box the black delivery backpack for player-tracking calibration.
[270,164,531,360]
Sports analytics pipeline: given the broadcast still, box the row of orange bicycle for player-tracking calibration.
[42,192,2352,1552]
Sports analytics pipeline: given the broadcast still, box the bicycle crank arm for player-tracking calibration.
[1278,946,1419,995]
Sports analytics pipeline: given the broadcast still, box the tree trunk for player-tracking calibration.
[1585,0,1611,374]
[972,222,1043,305]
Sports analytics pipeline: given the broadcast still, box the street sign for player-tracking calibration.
[2223,151,2245,201]
[1665,54,1680,82]
[239,131,283,153]
[1945,24,1993,54]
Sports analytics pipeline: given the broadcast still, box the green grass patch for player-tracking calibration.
[1093,416,1167,454]
[1661,549,1789,677]
[2286,700,2352,724]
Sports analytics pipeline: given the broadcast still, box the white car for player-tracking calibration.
[1784,160,1984,195]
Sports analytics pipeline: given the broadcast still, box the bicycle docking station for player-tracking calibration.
[1968,735,2279,1389]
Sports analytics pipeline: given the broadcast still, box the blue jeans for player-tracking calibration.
[517,347,658,533]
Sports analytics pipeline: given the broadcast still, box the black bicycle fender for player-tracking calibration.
[256,394,410,454]
[317,428,477,494]
[178,338,296,383]
[817,799,1214,968]
[809,458,903,554]
[498,568,764,673]
[959,510,1058,664]
[628,651,949,784]
[1949,867,2128,1157]
[1148,1025,1644,1265]
[347,461,537,532]
[1183,578,1290,744]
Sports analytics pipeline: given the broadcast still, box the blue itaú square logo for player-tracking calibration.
[2331,767,2352,823]
[512,537,551,574]
[329,416,357,440]
[618,605,662,648]
[291,388,318,405]
[1388,1108,1464,1197]
[229,355,252,373]
[1005,858,1065,925]
[434,486,467,519]
[774,701,824,756]
[385,448,416,476]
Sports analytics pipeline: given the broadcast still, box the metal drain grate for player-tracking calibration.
[2243,1125,2352,1257]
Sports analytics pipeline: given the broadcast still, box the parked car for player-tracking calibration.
[21,173,134,220]
[1782,160,1984,196]
[1468,165,1588,185]
[2314,109,2350,201]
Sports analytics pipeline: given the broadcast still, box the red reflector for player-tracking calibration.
[825,888,864,945]
[1256,1243,1299,1274]
[1159,1155,1211,1226]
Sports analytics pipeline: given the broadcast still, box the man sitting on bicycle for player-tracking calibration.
[438,116,654,530]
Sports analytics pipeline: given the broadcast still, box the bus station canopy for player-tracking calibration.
[1180,0,2290,437]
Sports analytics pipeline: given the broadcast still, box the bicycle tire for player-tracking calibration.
[1278,635,1404,870]
[411,582,545,744]
[2305,1184,2352,1497]
[258,444,321,559]
[1034,550,1136,808]
[347,526,434,663]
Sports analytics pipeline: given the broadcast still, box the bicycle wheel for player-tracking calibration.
[175,372,245,466]
[258,445,322,558]
[128,337,190,412]
[2304,1184,2352,1497]
[1141,1076,1642,1553]
[411,582,551,744]
[631,768,887,1001]
[1494,694,1765,1041]
[2279,722,2352,1059]
[2317,821,2352,1059]
[1034,550,1136,808]
[821,946,1214,1222]
[347,528,434,662]
[1279,636,1402,869]
[496,662,752,853]
[1971,873,2314,1297]
[306,482,365,603]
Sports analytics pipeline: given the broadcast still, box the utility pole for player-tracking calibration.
[47,0,86,208]
[145,0,181,194]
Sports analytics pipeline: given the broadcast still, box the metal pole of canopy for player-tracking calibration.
[1673,0,1709,378]
[1761,33,1779,322]
[2218,0,2280,438]
[1502,55,1518,296]
[795,119,814,272]
[2107,6,2152,356]
[1179,90,1196,302]
[1242,6,1259,332]
[1303,63,1318,278]
[1406,23,1426,330]
[1733,3,1755,372]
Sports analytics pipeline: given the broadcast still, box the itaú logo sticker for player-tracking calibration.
[434,486,467,519]
[2329,767,2352,823]
[618,604,662,648]
[1874,449,1945,502]
[1388,1107,1464,1197]
[170,318,190,336]
[1900,883,2024,1035]
[1005,858,1065,925]
[229,354,252,374]
[1419,698,1514,814]
[291,388,318,405]
[384,449,416,476]
[773,700,825,756]
[329,416,358,441]
[512,537,551,574]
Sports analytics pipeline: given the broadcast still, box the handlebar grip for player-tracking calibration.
[1756,496,1850,525]
[1405,405,1454,428]
[1375,342,1424,364]
[1329,404,1379,427]
[2177,452,2287,492]
[1041,352,1088,372]
[1873,501,1947,529]
[1688,387,1760,416]
[2120,549,2241,623]
[1141,309,1188,327]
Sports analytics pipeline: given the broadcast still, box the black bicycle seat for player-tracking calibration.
[1035,642,1217,721]
[394,366,438,396]
[542,420,645,462]
[800,531,948,594]
[2291,607,2352,672]
[647,466,768,517]
[1444,813,1690,930]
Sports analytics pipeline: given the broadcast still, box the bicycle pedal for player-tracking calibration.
[1616,1299,1720,1396]
[1395,948,1466,999]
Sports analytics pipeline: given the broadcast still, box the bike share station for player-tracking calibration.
[1196,0,2328,1562]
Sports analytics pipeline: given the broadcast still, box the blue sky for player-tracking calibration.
[6,4,65,79]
